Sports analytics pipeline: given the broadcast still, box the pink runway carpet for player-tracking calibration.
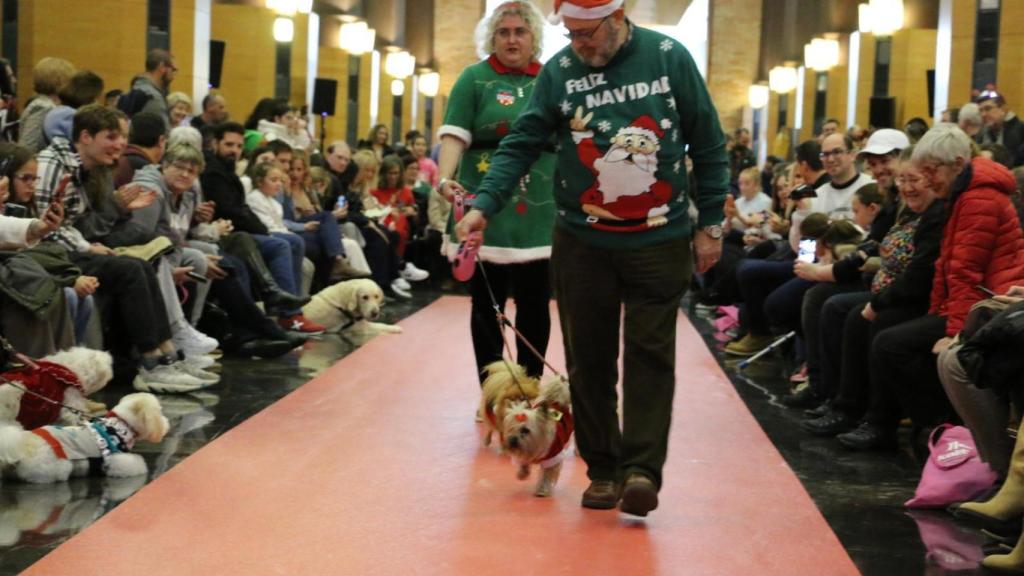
[26,296,859,575]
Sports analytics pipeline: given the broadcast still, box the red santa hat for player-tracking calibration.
[550,0,624,22]
[618,115,664,140]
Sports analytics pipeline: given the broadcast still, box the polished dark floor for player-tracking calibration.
[0,288,998,575]
[687,302,992,576]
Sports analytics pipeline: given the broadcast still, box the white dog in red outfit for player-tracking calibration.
[0,348,113,429]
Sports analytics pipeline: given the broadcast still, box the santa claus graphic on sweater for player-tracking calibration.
[571,107,672,231]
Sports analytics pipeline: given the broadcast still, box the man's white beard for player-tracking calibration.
[593,149,657,204]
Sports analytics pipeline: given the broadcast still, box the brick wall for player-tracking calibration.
[707,0,763,133]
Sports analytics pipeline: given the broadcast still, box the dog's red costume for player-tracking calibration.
[2,361,83,429]
[484,401,575,468]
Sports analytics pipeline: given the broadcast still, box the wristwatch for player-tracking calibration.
[701,224,724,239]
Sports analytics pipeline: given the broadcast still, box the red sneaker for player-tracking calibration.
[789,363,808,384]
[278,314,326,335]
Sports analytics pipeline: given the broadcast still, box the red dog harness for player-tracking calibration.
[3,361,84,430]
[533,402,574,469]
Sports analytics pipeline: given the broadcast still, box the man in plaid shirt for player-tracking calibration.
[34,104,155,253]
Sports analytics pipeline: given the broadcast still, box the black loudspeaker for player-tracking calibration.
[869,96,896,128]
[209,40,226,89]
[926,69,936,118]
[313,78,338,116]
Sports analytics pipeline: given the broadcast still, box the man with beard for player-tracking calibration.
[129,49,177,126]
[456,0,728,517]
[200,121,323,334]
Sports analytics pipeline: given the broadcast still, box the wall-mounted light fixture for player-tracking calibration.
[417,71,440,97]
[385,49,415,79]
[339,19,376,55]
[859,0,904,36]
[769,66,798,93]
[748,84,769,109]
[804,38,840,71]
[273,17,294,42]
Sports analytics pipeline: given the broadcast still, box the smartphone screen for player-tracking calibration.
[798,238,817,263]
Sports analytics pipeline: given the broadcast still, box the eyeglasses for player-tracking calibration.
[895,176,924,187]
[169,162,200,176]
[819,148,850,159]
[564,16,609,41]
[13,173,37,184]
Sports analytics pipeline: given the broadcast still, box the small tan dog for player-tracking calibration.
[302,278,403,335]
[0,393,170,484]
[480,361,574,497]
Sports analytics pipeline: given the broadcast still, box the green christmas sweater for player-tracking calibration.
[472,24,729,250]
[439,55,557,263]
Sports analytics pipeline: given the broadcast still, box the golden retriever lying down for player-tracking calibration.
[302,279,403,335]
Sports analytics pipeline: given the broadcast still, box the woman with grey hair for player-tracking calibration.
[958,102,983,139]
[837,123,1024,451]
[131,143,301,358]
[437,0,557,391]
[169,125,204,151]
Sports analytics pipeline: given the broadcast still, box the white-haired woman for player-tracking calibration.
[837,123,1024,451]
[438,1,556,391]
[167,92,193,127]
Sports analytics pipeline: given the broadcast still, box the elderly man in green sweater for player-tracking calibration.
[456,0,728,517]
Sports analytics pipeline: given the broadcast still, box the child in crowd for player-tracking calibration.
[724,166,775,247]
[406,130,439,188]
[370,155,418,258]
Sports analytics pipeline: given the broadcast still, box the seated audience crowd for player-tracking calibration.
[0,50,434,394]
[697,91,1024,570]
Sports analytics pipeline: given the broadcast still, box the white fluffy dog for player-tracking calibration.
[0,348,113,429]
[302,278,403,335]
[480,362,575,497]
[0,393,169,483]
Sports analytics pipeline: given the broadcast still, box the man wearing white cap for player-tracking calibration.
[858,128,912,203]
[456,0,728,517]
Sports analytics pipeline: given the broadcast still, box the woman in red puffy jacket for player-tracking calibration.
[836,123,1024,451]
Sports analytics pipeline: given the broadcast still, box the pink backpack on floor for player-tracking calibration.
[905,424,998,508]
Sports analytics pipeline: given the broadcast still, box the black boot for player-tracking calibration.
[241,246,310,310]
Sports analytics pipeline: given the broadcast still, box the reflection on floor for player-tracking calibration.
[687,302,990,576]
[0,289,442,575]
[0,291,998,575]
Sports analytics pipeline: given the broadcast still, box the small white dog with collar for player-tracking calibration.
[0,393,169,484]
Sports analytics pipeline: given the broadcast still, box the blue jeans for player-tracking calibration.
[735,259,795,336]
[297,211,345,260]
[252,233,303,315]
[62,287,93,344]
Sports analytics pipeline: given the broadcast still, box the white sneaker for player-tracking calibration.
[400,262,429,282]
[172,360,220,384]
[390,280,412,299]
[133,364,206,394]
[172,323,219,356]
[183,354,219,371]
[393,277,412,291]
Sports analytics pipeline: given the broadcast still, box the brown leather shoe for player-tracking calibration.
[581,480,621,509]
[619,474,658,517]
